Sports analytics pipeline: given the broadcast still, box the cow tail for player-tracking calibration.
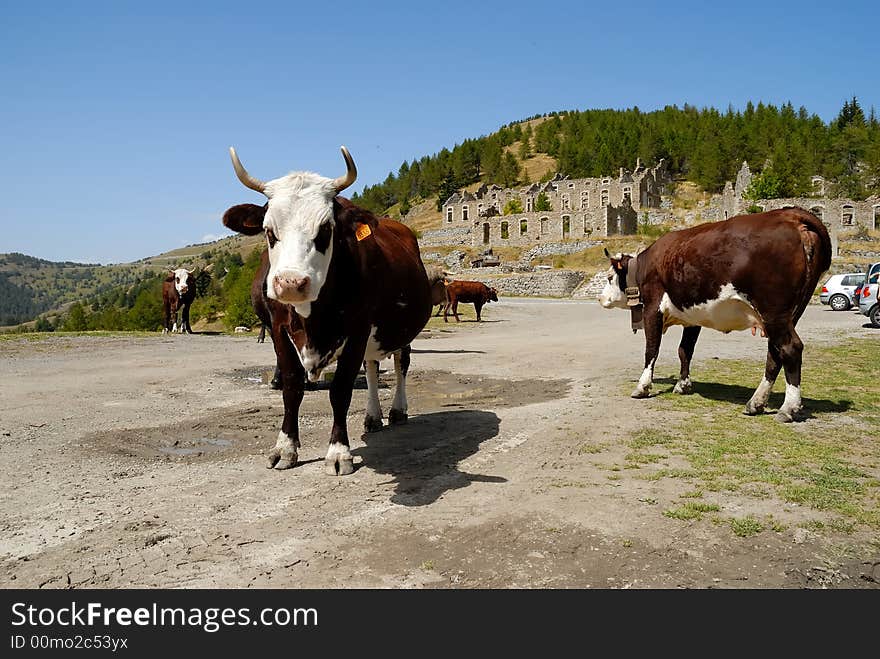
[795,210,833,322]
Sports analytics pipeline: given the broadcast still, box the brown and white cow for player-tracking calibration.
[222,146,432,474]
[443,280,498,322]
[162,268,196,334]
[598,208,831,422]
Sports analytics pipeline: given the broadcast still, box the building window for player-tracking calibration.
[526,196,534,212]
[462,205,469,222]
[811,176,825,196]
[873,205,880,230]
[810,206,824,222]
[520,218,528,235]
[601,190,609,207]
[583,216,590,234]
[602,177,610,185]
[478,203,483,216]
[446,206,453,223]
[492,193,497,200]
[482,223,490,244]
[562,215,570,237]
[568,182,574,188]
[580,191,589,209]
[501,221,509,240]
[622,187,632,203]
[540,217,549,235]
[842,205,854,226]
[561,193,570,211]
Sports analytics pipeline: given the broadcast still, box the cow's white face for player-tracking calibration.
[262,173,338,317]
[597,253,630,309]
[173,268,192,296]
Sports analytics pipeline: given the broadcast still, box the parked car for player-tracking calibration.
[858,262,880,328]
[819,273,866,310]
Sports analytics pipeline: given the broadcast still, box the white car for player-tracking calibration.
[819,273,865,311]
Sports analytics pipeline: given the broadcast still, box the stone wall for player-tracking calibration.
[451,269,588,298]
[418,226,471,247]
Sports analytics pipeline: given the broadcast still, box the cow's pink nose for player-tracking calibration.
[273,274,310,297]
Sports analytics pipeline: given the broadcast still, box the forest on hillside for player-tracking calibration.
[351,99,880,216]
[44,247,263,334]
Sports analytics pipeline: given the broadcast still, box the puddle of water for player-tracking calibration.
[159,438,233,456]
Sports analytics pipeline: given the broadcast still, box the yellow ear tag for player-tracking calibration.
[355,223,372,241]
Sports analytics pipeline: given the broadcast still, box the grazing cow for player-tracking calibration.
[162,268,196,334]
[425,264,452,316]
[443,280,498,322]
[222,146,432,474]
[598,208,831,422]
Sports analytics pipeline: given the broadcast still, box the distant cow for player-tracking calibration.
[223,146,431,474]
[598,208,831,422]
[162,268,196,334]
[425,264,452,316]
[443,280,498,322]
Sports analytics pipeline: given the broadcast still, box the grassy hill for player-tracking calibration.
[0,231,263,327]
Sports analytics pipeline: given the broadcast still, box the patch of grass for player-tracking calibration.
[624,339,880,531]
[730,516,764,537]
[664,502,720,520]
[420,560,435,571]
[578,442,609,455]
[680,490,704,499]
[624,451,666,466]
[628,429,677,449]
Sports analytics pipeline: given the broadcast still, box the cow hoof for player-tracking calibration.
[673,379,693,395]
[388,409,408,425]
[775,407,803,423]
[325,455,354,476]
[743,402,764,416]
[267,449,297,470]
[364,415,384,433]
[270,377,282,391]
[630,388,650,399]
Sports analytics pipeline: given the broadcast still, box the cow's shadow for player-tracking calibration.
[352,409,505,506]
[653,377,853,415]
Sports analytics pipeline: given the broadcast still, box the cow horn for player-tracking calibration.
[333,146,357,193]
[229,147,267,195]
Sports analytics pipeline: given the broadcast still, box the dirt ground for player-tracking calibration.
[1,299,878,589]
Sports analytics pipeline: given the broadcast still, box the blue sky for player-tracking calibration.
[1,0,878,263]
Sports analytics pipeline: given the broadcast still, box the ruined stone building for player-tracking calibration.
[442,160,670,247]
[721,161,880,257]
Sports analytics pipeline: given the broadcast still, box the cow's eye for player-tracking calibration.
[313,222,332,254]
[266,227,278,248]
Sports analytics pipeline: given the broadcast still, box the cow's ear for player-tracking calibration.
[223,203,267,236]
[333,198,379,234]
[604,247,612,259]
[165,271,175,282]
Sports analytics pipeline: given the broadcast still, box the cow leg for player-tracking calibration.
[745,342,783,416]
[673,326,701,394]
[632,307,662,399]
[443,298,451,323]
[325,336,368,476]
[434,303,443,317]
[389,345,411,425]
[267,327,305,470]
[182,305,192,334]
[363,359,384,433]
[474,301,483,322]
[773,327,805,423]
[453,301,461,322]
